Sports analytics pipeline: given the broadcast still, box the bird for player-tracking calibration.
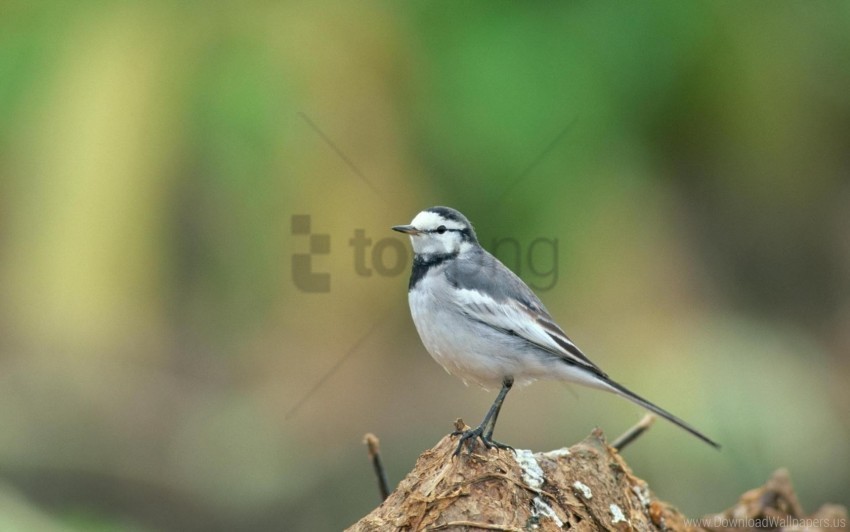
[392,206,719,455]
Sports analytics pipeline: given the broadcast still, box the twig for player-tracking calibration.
[612,414,656,451]
[363,433,390,500]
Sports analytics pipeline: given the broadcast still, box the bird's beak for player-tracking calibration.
[392,224,421,235]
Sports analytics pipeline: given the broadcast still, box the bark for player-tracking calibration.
[346,426,847,532]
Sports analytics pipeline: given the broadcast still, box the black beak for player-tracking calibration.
[392,224,420,235]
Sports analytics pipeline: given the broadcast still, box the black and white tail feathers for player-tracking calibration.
[602,377,720,449]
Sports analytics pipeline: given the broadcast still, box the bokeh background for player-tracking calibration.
[1,2,849,530]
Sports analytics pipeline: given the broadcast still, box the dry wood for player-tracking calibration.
[348,425,847,532]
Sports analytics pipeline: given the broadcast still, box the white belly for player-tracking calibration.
[408,275,547,389]
[407,269,610,392]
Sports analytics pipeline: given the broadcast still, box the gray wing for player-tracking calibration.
[444,248,607,377]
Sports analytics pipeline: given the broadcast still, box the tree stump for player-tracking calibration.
[347,425,847,531]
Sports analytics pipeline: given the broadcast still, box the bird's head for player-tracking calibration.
[393,206,478,255]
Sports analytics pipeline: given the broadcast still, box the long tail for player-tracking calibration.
[602,377,720,449]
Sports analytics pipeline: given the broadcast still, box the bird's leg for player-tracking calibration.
[453,377,514,456]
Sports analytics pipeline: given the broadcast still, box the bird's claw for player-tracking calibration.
[451,426,513,456]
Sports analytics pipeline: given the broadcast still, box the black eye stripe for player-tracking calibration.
[424,227,475,242]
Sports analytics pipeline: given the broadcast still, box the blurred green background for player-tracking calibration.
[1,1,849,530]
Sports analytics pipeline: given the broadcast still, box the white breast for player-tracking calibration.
[408,269,538,389]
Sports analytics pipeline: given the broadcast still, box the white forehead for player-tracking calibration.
[411,210,467,230]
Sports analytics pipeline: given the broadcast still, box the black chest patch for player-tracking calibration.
[409,252,458,290]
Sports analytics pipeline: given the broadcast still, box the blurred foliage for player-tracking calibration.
[0,2,849,531]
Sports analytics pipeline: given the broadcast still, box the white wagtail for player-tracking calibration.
[393,206,719,455]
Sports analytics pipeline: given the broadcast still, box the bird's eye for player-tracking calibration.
[436,225,447,234]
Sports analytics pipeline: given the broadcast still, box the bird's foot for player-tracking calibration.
[451,426,513,456]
